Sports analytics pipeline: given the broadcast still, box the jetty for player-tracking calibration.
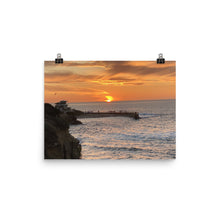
[55,101,140,120]
[78,111,140,120]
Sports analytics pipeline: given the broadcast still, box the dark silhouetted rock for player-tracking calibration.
[44,103,81,159]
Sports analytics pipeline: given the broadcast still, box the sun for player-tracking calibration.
[105,96,114,103]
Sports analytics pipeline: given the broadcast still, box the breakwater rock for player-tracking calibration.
[78,112,140,120]
[44,103,81,159]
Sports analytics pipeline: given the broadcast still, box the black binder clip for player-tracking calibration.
[55,53,63,64]
[157,53,165,64]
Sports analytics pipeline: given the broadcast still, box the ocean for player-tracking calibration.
[69,99,176,159]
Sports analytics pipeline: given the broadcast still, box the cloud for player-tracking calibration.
[45,72,102,83]
[45,61,175,76]
[44,61,176,94]
[45,83,109,95]
[102,61,176,77]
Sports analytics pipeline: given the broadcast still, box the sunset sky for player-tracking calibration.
[45,61,176,103]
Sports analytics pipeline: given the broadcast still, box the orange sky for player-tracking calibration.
[44,61,176,103]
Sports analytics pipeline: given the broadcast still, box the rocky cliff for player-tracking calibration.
[44,103,81,159]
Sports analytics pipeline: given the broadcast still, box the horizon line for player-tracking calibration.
[48,98,176,104]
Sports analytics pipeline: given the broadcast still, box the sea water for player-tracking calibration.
[69,99,176,159]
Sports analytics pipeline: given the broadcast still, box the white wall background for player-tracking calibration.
[0,0,220,219]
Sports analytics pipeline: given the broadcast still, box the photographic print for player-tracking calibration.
[44,61,176,159]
